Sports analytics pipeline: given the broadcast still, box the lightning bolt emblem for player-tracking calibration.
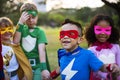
[62,58,78,80]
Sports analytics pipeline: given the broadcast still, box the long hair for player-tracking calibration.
[85,14,119,46]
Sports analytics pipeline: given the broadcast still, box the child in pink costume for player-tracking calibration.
[85,14,120,80]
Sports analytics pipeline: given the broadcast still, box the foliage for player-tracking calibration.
[48,13,65,27]
[112,15,119,27]
[37,12,65,27]
[0,0,119,30]
[37,12,49,26]
[75,7,92,22]
[101,0,120,29]
[0,0,22,17]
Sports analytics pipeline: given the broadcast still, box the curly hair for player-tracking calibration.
[85,14,120,46]
[62,19,83,37]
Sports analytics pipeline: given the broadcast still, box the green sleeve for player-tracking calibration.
[16,24,24,32]
[37,29,48,44]
[40,62,47,71]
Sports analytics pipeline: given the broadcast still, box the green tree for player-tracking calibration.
[75,7,92,22]
[0,0,23,24]
[101,0,120,28]
[0,0,21,16]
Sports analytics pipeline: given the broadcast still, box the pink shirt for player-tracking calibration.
[88,44,120,80]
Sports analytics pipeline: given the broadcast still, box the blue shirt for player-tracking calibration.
[59,46,103,80]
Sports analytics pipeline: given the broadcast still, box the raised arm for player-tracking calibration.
[13,12,29,44]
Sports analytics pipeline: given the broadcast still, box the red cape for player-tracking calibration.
[0,34,3,70]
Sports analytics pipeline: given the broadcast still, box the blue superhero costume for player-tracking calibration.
[58,46,104,80]
[57,49,66,66]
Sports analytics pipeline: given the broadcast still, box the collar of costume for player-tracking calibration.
[66,46,81,56]
[92,41,113,51]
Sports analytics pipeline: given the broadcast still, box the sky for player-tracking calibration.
[21,0,118,12]
[46,0,104,11]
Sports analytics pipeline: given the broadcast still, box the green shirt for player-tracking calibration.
[17,24,48,70]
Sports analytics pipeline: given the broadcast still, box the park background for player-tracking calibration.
[0,0,120,80]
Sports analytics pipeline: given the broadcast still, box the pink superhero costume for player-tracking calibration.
[88,44,120,80]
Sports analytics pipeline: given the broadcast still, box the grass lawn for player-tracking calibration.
[43,27,88,80]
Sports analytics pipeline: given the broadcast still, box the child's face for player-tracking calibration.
[26,14,38,28]
[59,23,82,52]
[94,20,111,42]
[0,24,14,41]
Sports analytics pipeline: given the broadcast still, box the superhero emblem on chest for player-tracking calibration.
[22,35,36,52]
[97,49,115,64]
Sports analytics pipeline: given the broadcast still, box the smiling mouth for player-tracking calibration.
[99,37,106,39]
[62,41,70,43]
[99,37,107,41]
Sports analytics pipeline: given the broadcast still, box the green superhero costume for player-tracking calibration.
[16,24,50,80]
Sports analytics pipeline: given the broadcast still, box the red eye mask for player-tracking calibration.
[59,30,79,39]
[94,25,111,35]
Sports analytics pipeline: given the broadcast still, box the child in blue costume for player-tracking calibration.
[13,2,51,80]
[50,19,120,80]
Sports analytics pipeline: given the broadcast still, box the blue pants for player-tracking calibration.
[0,69,4,79]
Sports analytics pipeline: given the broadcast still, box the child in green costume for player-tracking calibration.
[13,2,51,80]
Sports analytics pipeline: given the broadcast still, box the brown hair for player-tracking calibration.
[0,17,13,27]
[62,19,83,37]
[20,2,38,13]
